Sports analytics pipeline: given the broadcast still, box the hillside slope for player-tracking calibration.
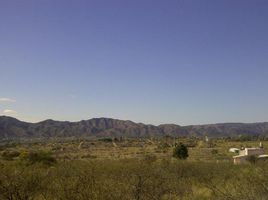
[0,116,268,139]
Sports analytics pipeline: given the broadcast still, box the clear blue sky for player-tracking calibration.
[0,0,268,125]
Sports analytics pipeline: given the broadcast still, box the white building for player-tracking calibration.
[233,147,265,164]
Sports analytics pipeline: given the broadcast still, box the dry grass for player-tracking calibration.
[2,138,268,163]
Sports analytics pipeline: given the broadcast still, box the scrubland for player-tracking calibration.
[1,137,268,200]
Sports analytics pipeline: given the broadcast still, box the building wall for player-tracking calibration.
[245,148,264,156]
[234,156,248,164]
[234,148,266,164]
[240,150,246,156]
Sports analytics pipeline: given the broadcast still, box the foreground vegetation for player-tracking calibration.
[1,158,268,200]
[1,137,268,200]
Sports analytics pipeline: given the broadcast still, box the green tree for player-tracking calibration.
[173,143,189,160]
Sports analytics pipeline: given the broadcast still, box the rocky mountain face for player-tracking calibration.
[0,116,268,139]
[185,122,268,137]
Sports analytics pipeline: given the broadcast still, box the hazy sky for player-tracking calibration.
[0,0,268,125]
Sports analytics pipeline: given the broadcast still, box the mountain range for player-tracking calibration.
[1,116,268,139]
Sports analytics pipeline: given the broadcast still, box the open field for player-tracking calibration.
[2,137,268,162]
[1,0,267,199]
[1,137,268,200]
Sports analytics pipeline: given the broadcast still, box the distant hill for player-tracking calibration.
[0,116,268,139]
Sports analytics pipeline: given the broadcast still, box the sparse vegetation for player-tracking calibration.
[1,150,20,160]
[1,137,268,199]
[1,158,268,199]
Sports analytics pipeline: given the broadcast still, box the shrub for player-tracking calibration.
[0,163,46,200]
[173,143,189,160]
[20,150,56,165]
[19,149,30,160]
[1,150,20,160]
[211,149,218,155]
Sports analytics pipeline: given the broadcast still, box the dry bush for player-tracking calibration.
[1,158,268,199]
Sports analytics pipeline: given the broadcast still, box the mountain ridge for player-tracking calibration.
[1,116,268,139]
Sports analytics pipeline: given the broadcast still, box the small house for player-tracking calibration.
[233,145,266,164]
